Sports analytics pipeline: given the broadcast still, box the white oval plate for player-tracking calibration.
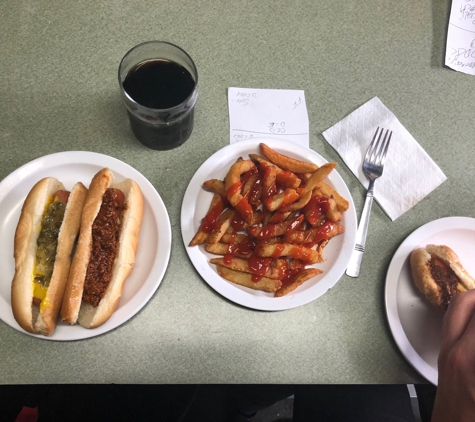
[181,139,357,311]
[0,151,171,341]
[385,216,475,385]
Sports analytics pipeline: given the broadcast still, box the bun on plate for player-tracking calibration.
[410,244,475,312]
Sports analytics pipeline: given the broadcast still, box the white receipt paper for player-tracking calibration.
[228,87,309,147]
[446,0,475,74]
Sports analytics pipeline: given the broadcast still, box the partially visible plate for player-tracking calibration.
[385,216,475,385]
[181,138,357,311]
[0,151,171,341]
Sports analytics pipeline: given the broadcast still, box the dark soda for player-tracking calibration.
[123,59,197,150]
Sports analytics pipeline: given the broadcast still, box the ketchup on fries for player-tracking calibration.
[189,143,349,297]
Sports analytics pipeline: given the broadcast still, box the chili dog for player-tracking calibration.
[61,168,143,328]
[11,178,88,336]
[410,244,475,312]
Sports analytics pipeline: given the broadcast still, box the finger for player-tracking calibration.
[455,303,475,359]
[441,290,475,353]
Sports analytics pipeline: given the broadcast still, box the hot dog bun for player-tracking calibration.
[11,178,87,336]
[61,168,143,328]
[410,244,475,312]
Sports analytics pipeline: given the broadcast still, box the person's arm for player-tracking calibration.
[432,289,475,421]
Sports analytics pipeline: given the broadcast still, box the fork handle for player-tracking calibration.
[346,180,375,278]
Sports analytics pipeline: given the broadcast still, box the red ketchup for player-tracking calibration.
[224,237,256,265]
[276,170,298,188]
[226,181,242,200]
[226,181,253,223]
[201,200,224,233]
[249,178,262,204]
[303,195,330,227]
[260,163,277,200]
[248,256,272,282]
[241,167,258,184]
[313,221,334,243]
[249,224,277,240]
[281,260,305,286]
[231,213,246,232]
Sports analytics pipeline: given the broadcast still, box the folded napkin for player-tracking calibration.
[322,97,447,221]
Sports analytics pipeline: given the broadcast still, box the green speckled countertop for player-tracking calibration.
[0,0,472,384]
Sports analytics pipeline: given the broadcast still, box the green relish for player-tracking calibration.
[34,199,66,287]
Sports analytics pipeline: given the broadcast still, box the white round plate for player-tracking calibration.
[0,151,171,341]
[385,216,475,385]
[181,139,357,311]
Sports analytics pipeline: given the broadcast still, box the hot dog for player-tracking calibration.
[61,168,144,328]
[410,244,475,312]
[11,178,88,336]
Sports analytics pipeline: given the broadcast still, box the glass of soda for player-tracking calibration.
[118,41,198,150]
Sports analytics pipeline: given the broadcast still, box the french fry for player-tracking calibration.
[205,243,252,259]
[249,154,300,188]
[189,193,225,246]
[285,222,345,245]
[260,143,319,173]
[276,170,301,189]
[207,209,235,244]
[254,243,321,264]
[189,229,210,247]
[261,237,285,245]
[210,257,284,280]
[217,266,282,292]
[275,268,323,297]
[264,188,300,212]
[316,239,329,257]
[298,173,312,182]
[279,190,312,212]
[248,179,262,205]
[326,197,342,222]
[248,215,304,240]
[224,210,263,234]
[267,211,292,224]
[220,233,249,244]
[224,160,255,224]
[221,232,281,246]
[261,162,277,197]
[302,162,337,194]
[203,179,226,198]
[317,182,349,212]
[242,173,259,198]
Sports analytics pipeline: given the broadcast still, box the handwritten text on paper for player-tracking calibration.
[446,0,475,74]
[228,87,309,147]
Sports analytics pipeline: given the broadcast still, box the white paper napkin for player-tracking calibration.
[322,97,447,221]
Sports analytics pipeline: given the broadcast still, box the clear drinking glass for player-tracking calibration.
[118,41,198,150]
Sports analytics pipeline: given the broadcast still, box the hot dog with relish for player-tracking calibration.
[11,178,87,336]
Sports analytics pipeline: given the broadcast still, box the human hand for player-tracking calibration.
[432,289,475,421]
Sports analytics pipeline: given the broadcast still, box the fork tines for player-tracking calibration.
[366,127,392,168]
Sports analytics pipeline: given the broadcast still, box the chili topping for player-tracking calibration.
[429,256,460,310]
[82,188,125,307]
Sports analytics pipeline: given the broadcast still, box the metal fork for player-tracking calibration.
[346,127,392,278]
